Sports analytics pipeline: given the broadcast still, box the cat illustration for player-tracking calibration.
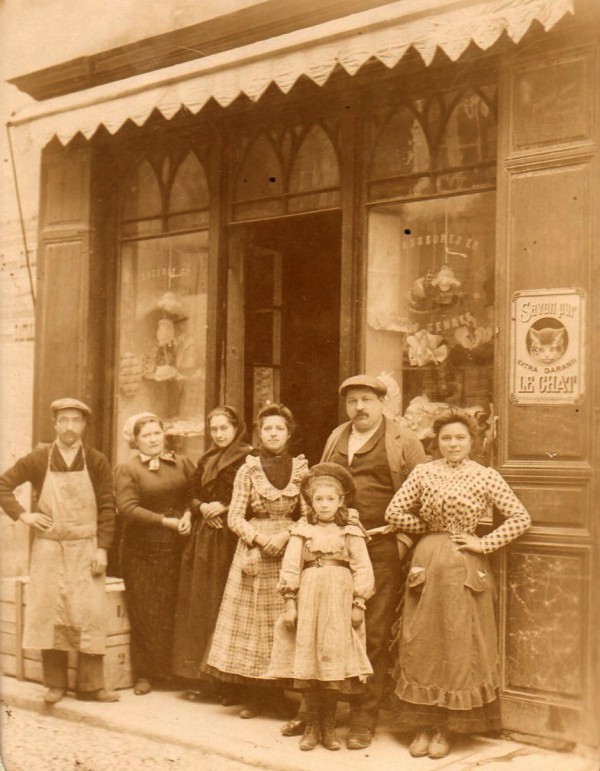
[527,327,566,365]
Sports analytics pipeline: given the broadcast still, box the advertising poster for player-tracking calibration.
[510,288,585,405]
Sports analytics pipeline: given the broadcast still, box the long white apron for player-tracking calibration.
[22,447,107,654]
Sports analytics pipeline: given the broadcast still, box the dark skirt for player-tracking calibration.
[121,526,184,682]
[392,532,501,734]
[172,518,237,681]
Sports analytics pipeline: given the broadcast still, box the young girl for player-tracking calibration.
[268,463,375,751]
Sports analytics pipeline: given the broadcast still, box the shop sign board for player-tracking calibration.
[510,288,585,405]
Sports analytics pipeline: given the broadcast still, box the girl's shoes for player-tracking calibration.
[428,730,451,759]
[299,722,320,751]
[134,678,152,695]
[320,719,341,751]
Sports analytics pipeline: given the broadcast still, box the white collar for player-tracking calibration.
[349,417,383,443]
[55,439,82,454]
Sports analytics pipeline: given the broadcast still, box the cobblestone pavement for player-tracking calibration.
[0,705,253,771]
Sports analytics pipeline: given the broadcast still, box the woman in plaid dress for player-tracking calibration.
[206,403,309,718]
[384,409,531,760]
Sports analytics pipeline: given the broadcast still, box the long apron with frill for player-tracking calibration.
[393,533,501,733]
[22,447,106,654]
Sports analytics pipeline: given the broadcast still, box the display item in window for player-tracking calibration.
[118,352,143,396]
[409,265,463,313]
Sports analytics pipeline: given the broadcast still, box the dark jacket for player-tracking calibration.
[0,444,116,549]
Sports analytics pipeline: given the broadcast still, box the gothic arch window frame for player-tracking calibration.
[367,101,431,184]
[364,80,498,204]
[231,118,342,221]
[434,86,498,173]
[288,120,341,194]
[232,130,286,204]
[119,142,210,240]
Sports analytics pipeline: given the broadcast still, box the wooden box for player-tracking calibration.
[0,576,132,690]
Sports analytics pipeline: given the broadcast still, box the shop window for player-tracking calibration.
[366,192,496,462]
[116,151,210,463]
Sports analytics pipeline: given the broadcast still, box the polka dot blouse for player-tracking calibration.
[384,459,531,554]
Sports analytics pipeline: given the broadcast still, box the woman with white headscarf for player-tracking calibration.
[115,413,195,695]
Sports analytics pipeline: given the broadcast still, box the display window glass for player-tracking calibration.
[116,151,209,463]
[366,191,495,462]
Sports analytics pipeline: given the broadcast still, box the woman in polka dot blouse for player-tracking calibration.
[384,408,531,760]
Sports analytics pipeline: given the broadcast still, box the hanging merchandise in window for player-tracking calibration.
[366,192,495,460]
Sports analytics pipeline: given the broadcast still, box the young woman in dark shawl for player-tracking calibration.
[172,405,252,703]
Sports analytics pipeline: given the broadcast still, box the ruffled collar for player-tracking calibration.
[139,451,177,471]
[245,453,308,500]
[290,518,365,554]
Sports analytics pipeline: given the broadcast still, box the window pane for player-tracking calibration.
[121,160,162,221]
[169,152,209,213]
[366,192,495,461]
[116,232,208,463]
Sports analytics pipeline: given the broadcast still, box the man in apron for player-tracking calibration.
[0,398,119,704]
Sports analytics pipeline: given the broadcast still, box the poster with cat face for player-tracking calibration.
[511,289,585,405]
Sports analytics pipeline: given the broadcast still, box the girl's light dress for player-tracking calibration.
[268,518,375,692]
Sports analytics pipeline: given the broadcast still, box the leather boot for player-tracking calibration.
[320,694,341,751]
[298,690,320,751]
[299,720,320,751]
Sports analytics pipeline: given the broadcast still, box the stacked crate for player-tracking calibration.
[0,576,132,690]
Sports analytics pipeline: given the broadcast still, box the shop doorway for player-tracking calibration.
[238,210,341,464]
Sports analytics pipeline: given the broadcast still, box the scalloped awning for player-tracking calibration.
[10,0,573,147]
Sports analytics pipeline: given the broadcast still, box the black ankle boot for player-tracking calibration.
[320,697,341,750]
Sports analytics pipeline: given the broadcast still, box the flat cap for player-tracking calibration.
[51,398,91,417]
[339,374,387,397]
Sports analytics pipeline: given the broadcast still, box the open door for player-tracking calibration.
[227,211,342,464]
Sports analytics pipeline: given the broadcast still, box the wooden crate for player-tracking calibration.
[0,576,132,690]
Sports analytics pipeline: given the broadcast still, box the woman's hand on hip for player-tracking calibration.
[18,512,52,531]
[450,533,484,553]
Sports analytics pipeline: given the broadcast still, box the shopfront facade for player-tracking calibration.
[7,0,599,752]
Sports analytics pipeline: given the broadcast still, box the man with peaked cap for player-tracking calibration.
[0,398,119,704]
[282,375,426,748]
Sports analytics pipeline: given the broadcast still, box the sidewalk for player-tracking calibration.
[1,676,597,771]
